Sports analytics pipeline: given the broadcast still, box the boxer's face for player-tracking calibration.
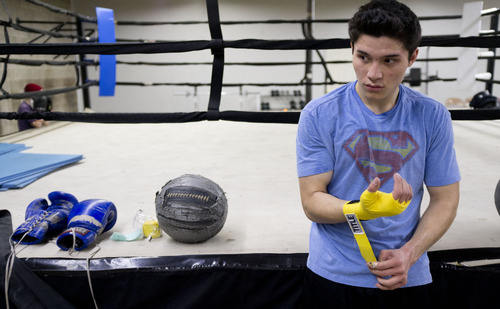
[352,34,418,114]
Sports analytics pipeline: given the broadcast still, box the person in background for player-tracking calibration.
[17,83,51,131]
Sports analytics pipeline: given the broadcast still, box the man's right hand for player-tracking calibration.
[343,173,412,220]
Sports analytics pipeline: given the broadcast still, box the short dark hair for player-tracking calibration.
[348,0,422,58]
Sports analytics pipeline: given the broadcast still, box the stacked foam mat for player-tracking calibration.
[0,143,83,191]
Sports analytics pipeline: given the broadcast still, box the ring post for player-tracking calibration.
[457,2,483,91]
[206,0,224,121]
[96,7,117,96]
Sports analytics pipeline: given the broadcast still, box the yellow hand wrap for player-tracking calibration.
[343,190,410,221]
[344,212,377,263]
[343,191,411,263]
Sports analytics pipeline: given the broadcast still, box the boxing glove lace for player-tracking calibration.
[11,191,78,245]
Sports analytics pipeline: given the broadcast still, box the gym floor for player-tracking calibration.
[1,119,500,260]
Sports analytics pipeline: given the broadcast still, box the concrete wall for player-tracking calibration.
[0,0,78,136]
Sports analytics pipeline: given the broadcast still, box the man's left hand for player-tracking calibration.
[367,248,412,290]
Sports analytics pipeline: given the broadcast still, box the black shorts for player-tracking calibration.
[302,268,431,309]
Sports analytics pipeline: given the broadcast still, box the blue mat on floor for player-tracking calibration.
[0,143,83,191]
[0,143,31,155]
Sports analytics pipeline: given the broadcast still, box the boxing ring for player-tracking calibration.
[1,0,500,308]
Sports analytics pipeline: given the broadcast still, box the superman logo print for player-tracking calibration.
[343,130,419,186]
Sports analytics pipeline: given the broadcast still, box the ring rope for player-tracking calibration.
[8,56,500,67]
[113,14,463,26]
[5,55,500,67]
[16,14,464,27]
[0,20,88,42]
[24,0,96,23]
[0,81,98,101]
[1,36,499,57]
[0,57,95,67]
[1,75,490,100]
[0,24,10,95]
[8,55,499,68]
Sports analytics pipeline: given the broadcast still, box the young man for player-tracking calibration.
[296,1,460,307]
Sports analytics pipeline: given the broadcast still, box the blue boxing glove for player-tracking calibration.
[56,199,117,251]
[11,191,78,245]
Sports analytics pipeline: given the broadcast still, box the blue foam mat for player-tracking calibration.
[0,143,31,155]
[0,143,83,190]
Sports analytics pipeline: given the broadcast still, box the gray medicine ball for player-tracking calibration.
[155,174,228,243]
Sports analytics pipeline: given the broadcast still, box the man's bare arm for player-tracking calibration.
[298,171,347,224]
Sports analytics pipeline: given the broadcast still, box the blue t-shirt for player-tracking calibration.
[296,82,461,288]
